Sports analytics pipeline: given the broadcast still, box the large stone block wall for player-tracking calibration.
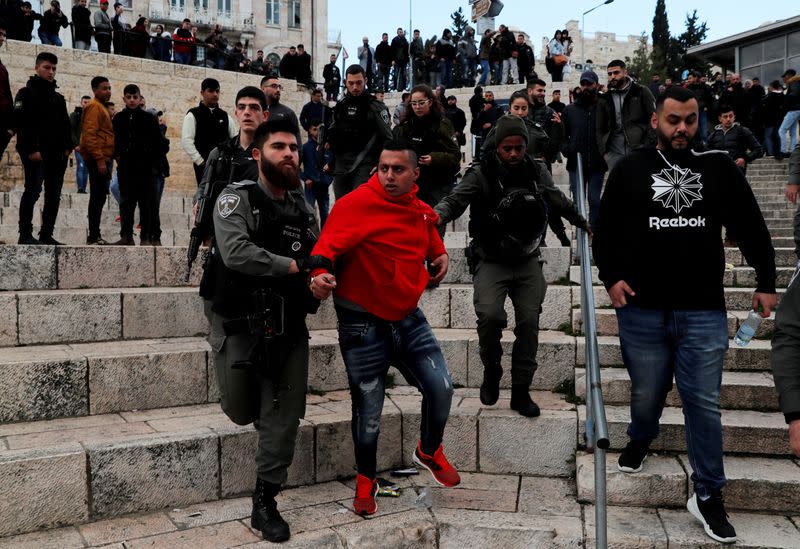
[0,40,308,193]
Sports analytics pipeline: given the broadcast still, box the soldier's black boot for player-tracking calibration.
[479,363,503,406]
[510,385,541,417]
[251,478,290,543]
[511,385,541,417]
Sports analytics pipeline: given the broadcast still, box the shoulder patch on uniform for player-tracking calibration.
[217,193,240,218]
[13,100,23,110]
[381,109,390,126]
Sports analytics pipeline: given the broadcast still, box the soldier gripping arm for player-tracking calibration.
[434,167,483,225]
[213,185,295,276]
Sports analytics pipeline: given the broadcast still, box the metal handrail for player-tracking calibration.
[574,152,610,549]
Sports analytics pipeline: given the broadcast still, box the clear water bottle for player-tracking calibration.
[414,486,433,509]
[734,308,763,347]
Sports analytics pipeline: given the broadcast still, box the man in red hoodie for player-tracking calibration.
[310,140,460,516]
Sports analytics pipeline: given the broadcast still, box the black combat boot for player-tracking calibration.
[479,363,503,406]
[252,478,290,542]
[510,385,541,417]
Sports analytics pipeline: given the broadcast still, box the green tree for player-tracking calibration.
[450,7,469,40]
[625,33,654,82]
[651,0,670,76]
[675,10,710,76]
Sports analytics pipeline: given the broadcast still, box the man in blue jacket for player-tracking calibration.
[301,119,333,226]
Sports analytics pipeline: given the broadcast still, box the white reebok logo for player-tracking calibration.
[651,166,703,213]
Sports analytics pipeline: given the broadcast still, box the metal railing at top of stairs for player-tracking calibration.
[574,152,610,549]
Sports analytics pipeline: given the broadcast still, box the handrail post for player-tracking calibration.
[575,152,609,549]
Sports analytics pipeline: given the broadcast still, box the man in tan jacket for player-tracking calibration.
[80,76,114,244]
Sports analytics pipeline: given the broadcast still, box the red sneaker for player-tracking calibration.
[353,474,378,516]
[413,441,461,487]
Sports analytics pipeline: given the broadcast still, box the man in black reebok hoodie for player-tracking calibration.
[593,86,776,545]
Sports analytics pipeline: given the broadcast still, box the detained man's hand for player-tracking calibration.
[429,254,449,285]
[608,280,635,308]
[753,292,778,318]
[789,420,800,457]
[311,273,337,300]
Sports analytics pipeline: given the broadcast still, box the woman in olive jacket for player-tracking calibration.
[392,84,461,212]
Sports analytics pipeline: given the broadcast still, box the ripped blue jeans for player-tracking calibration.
[337,306,454,478]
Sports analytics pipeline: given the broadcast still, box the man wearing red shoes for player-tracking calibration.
[310,140,461,515]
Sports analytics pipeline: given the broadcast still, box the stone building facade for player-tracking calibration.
[540,19,643,72]
[27,0,341,84]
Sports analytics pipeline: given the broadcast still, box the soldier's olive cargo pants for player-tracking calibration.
[207,303,308,486]
[473,255,547,389]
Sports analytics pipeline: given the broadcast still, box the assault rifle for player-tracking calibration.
[185,153,234,282]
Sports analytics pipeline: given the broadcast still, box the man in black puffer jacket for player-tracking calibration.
[13,51,72,245]
[707,104,763,174]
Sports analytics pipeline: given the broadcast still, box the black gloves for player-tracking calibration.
[296,255,333,275]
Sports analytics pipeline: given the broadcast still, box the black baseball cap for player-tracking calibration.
[782,69,796,78]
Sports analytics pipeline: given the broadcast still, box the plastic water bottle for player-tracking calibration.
[734,308,763,347]
[414,486,432,509]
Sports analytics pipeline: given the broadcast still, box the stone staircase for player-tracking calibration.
[0,157,798,547]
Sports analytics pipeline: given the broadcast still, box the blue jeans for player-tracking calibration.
[478,60,490,85]
[109,169,120,205]
[764,126,780,156]
[439,59,452,88]
[173,51,191,65]
[697,111,708,143]
[74,151,87,192]
[569,168,604,230]
[38,31,62,46]
[461,57,474,83]
[337,307,453,478]
[779,110,800,154]
[615,305,728,497]
[304,180,330,227]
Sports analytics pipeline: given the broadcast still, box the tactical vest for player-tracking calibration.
[189,104,230,160]
[202,185,318,329]
[468,162,548,261]
[334,95,373,151]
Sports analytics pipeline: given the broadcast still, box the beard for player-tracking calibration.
[261,157,300,190]
[656,126,693,151]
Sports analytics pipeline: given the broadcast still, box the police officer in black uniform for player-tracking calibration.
[326,64,393,199]
[435,116,588,417]
[200,117,325,543]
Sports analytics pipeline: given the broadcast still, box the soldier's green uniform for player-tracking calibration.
[200,176,319,541]
[326,91,393,199]
[435,116,586,416]
[481,115,550,160]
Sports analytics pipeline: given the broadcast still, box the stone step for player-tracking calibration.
[0,226,191,246]
[576,452,800,514]
[0,280,576,341]
[573,308,777,339]
[578,404,791,455]
[0,388,578,537]
[580,334,774,371]
[764,217,794,228]
[575,368,779,411]
[0,243,573,290]
[1,191,193,215]
[2,493,799,549]
[768,227,795,237]
[0,330,577,422]
[569,265,795,289]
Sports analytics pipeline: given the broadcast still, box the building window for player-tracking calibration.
[288,0,301,28]
[217,0,231,14]
[266,0,279,25]
[171,0,184,9]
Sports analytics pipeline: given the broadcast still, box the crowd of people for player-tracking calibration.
[3,11,800,545]
[0,1,582,93]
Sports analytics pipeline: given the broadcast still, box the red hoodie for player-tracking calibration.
[311,174,447,321]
